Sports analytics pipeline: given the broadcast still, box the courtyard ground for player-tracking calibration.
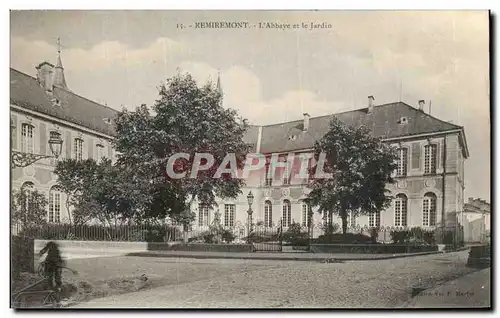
[63,250,487,308]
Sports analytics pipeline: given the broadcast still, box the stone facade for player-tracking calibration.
[10,51,468,233]
[11,107,115,223]
[192,132,467,233]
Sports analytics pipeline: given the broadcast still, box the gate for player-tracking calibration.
[250,226,283,252]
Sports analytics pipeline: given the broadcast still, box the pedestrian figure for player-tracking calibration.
[39,241,65,291]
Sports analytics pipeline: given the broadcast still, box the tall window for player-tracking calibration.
[424,144,437,174]
[282,200,291,227]
[21,123,34,154]
[224,204,236,227]
[348,212,357,229]
[74,138,84,161]
[264,201,273,227]
[264,162,272,186]
[48,186,62,223]
[198,204,210,227]
[282,161,291,185]
[323,212,332,227]
[396,148,408,176]
[369,211,381,227]
[394,194,408,227]
[423,193,437,226]
[96,144,105,160]
[21,182,34,216]
[302,202,312,227]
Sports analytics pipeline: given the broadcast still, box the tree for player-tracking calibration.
[113,72,251,227]
[12,188,48,229]
[306,117,398,234]
[54,158,133,226]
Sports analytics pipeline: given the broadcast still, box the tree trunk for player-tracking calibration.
[65,199,72,226]
[341,210,347,234]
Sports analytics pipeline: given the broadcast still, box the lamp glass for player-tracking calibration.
[48,131,63,158]
[247,191,254,205]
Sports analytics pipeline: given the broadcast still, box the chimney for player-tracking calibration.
[367,96,375,113]
[35,62,55,91]
[418,100,425,112]
[468,197,474,203]
[303,113,310,131]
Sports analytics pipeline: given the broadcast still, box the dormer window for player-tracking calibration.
[51,98,61,107]
[288,135,297,141]
[103,118,112,125]
[398,117,408,125]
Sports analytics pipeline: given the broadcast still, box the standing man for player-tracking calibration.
[39,241,65,292]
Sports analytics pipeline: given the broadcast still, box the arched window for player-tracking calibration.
[301,202,312,227]
[198,204,210,227]
[282,200,291,227]
[323,212,332,227]
[394,194,408,227]
[348,211,357,228]
[21,182,34,212]
[48,186,62,223]
[369,211,381,227]
[423,192,437,226]
[264,201,273,227]
[224,204,235,227]
[21,181,34,191]
[21,123,35,154]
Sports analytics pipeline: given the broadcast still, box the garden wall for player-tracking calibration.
[34,239,254,257]
[12,236,35,278]
[309,243,438,254]
[148,242,254,253]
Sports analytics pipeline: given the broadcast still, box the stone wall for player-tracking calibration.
[11,236,35,278]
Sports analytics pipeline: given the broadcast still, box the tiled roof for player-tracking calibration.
[10,68,117,137]
[10,67,466,156]
[259,102,464,154]
[243,125,260,153]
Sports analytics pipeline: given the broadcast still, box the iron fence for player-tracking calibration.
[11,222,183,242]
[11,221,464,246]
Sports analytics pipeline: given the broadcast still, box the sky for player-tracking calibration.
[9,10,490,201]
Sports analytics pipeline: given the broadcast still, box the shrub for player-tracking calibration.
[316,233,372,244]
[390,230,412,244]
[321,223,340,235]
[282,222,309,245]
[369,228,379,243]
[422,231,436,245]
[246,232,279,243]
[221,229,236,243]
[201,232,216,244]
[390,228,436,245]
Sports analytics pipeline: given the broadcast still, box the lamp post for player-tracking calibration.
[11,122,64,168]
[246,191,254,242]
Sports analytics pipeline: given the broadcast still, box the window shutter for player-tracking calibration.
[108,143,113,160]
[436,141,441,169]
[39,123,47,155]
[65,131,71,159]
[11,115,17,149]
[411,142,420,169]
[88,138,94,159]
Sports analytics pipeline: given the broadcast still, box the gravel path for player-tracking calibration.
[71,250,480,308]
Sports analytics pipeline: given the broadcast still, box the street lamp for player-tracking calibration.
[246,191,254,241]
[11,122,64,169]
